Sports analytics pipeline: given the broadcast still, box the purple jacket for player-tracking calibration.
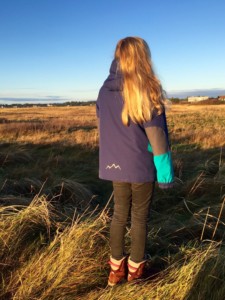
[96,59,174,185]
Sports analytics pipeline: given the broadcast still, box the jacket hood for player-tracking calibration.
[103,59,122,91]
[109,59,121,75]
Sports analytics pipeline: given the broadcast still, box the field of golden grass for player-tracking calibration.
[1,104,224,147]
[0,105,98,146]
[0,103,225,299]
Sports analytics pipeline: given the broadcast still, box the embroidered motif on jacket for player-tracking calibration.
[106,164,121,170]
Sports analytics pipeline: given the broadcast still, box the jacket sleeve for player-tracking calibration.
[143,113,174,189]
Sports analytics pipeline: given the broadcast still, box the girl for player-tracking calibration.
[96,37,174,286]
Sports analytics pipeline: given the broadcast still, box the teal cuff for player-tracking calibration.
[153,151,174,184]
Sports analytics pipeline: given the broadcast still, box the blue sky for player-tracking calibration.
[0,0,225,102]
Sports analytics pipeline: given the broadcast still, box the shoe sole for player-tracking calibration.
[108,280,116,287]
[108,278,126,287]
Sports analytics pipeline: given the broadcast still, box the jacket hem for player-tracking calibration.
[99,175,155,183]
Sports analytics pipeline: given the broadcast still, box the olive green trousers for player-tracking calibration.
[110,181,154,263]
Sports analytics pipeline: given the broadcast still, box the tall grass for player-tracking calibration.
[0,196,109,299]
[0,196,225,299]
[0,104,225,299]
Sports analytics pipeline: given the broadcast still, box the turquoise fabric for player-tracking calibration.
[147,143,153,153]
[148,143,174,183]
[154,151,174,183]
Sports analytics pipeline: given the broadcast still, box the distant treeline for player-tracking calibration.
[188,99,225,105]
[1,98,224,108]
[0,101,96,108]
[169,97,225,105]
[169,97,187,103]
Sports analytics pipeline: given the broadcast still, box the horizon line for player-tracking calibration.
[0,88,225,103]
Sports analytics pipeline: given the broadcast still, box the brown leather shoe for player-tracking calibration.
[108,256,127,286]
[127,259,146,282]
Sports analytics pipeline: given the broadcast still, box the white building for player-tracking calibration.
[188,96,209,102]
[218,95,225,101]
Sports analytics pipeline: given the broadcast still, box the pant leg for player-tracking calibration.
[110,181,132,260]
[130,182,154,263]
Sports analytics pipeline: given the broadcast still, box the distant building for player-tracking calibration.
[188,96,209,102]
[218,95,225,101]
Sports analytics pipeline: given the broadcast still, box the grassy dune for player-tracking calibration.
[0,104,225,299]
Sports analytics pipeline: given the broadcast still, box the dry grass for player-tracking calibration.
[167,104,225,149]
[1,197,225,300]
[1,104,224,148]
[0,106,98,146]
[0,103,225,299]
[0,196,109,299]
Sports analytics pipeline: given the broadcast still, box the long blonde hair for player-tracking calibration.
[115,37,165,126]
